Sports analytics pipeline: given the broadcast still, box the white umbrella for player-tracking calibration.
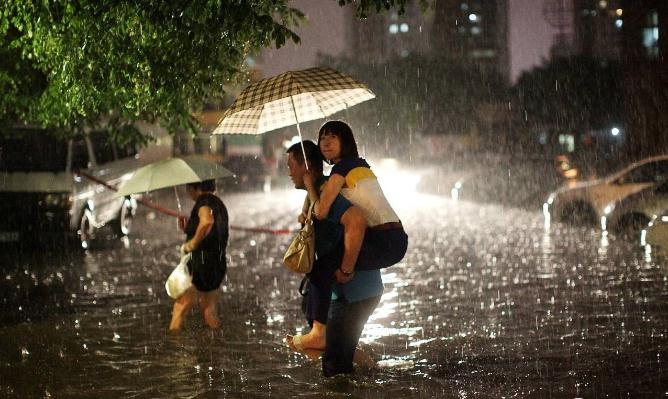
[116,156,234,197]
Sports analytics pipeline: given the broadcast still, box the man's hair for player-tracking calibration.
[187,179,216,192]
[286,140,323,173]
[317,120,358,162]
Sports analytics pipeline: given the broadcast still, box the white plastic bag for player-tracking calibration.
[165,253,192,299]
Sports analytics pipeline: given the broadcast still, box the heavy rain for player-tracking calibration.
[1,0,668,398]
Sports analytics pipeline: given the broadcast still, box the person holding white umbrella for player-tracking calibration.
[114,156,233,331]
[169,179,229,331]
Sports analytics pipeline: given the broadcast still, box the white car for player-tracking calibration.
[604,180,668,235]
[0,128,143,249]
[644,211,668,250]
[544,155,668,226]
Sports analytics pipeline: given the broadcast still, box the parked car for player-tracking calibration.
[603,180,668,235]
[0,128,141,249]
[544,155,668,226]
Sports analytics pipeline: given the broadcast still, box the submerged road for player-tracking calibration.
[1,188,667,398]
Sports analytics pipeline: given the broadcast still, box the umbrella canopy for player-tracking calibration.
[212,67,375,135]
[116,156,234,197]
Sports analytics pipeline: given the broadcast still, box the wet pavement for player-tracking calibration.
[1,187,668,398]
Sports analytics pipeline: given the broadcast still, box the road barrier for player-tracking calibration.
[76,170,296,235]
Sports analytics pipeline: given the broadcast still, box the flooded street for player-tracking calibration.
[2,188,668,398]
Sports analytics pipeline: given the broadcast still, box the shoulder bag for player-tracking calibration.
[283,200,315,273]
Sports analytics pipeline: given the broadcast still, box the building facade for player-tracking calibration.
[619,0,667,156]
[347,0,511,83]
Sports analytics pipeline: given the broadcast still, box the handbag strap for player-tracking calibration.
[304,200,315,224]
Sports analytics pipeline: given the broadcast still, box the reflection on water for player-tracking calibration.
[1,190,668,398]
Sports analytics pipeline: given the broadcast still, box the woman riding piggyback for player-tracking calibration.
[314,120,407,273]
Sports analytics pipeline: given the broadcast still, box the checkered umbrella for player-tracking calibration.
[212,67,375,139]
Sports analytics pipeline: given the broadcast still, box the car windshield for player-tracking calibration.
[0,130,68,172]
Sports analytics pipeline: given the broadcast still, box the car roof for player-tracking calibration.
[606,154,668,179]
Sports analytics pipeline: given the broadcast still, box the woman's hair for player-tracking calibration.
[317,120,358,162]
[187,179,216,192]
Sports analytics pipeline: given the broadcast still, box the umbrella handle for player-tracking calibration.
[290,96,308,170]
[173,186,183,213]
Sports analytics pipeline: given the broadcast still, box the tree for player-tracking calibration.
[0,0,418,144]
[511,55,623,140]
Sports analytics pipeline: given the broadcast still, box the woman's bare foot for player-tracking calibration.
[286,320,326,351]
[286,331,325,351]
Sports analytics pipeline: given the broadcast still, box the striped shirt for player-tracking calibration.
[331,157,400,227]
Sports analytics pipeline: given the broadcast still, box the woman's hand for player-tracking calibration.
[303,170,315,190]
[181,240,194,254]
[334,267,355,284]
[177,216,188,232]
[297,212,306,225]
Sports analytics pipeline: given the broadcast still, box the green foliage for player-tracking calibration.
[0,0,304,142]
[338,0,430,18]
[511,55,623,132]
[0,0,428,144]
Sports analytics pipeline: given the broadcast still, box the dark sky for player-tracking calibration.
[509,0,560,82]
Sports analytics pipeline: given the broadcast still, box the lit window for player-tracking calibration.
[389,24,398,34]
[615,8,623,17]
[643,10,659,58]
[558,134,575,153]
[400,23,409,33]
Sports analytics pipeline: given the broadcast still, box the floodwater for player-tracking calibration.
[1,189,667,398]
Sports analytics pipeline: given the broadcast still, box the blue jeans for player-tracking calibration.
[322,295,381,377]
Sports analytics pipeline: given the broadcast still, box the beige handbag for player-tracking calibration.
[283,200,315,273]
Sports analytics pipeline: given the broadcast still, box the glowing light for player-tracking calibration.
[451,181,462,201]
[469,13,478,22]
[611,127,620,136]
[372,158,421,205]
[389,23,398,34]
[400,23,409,33]
[616,8,623,16]
[283,136,301,149]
